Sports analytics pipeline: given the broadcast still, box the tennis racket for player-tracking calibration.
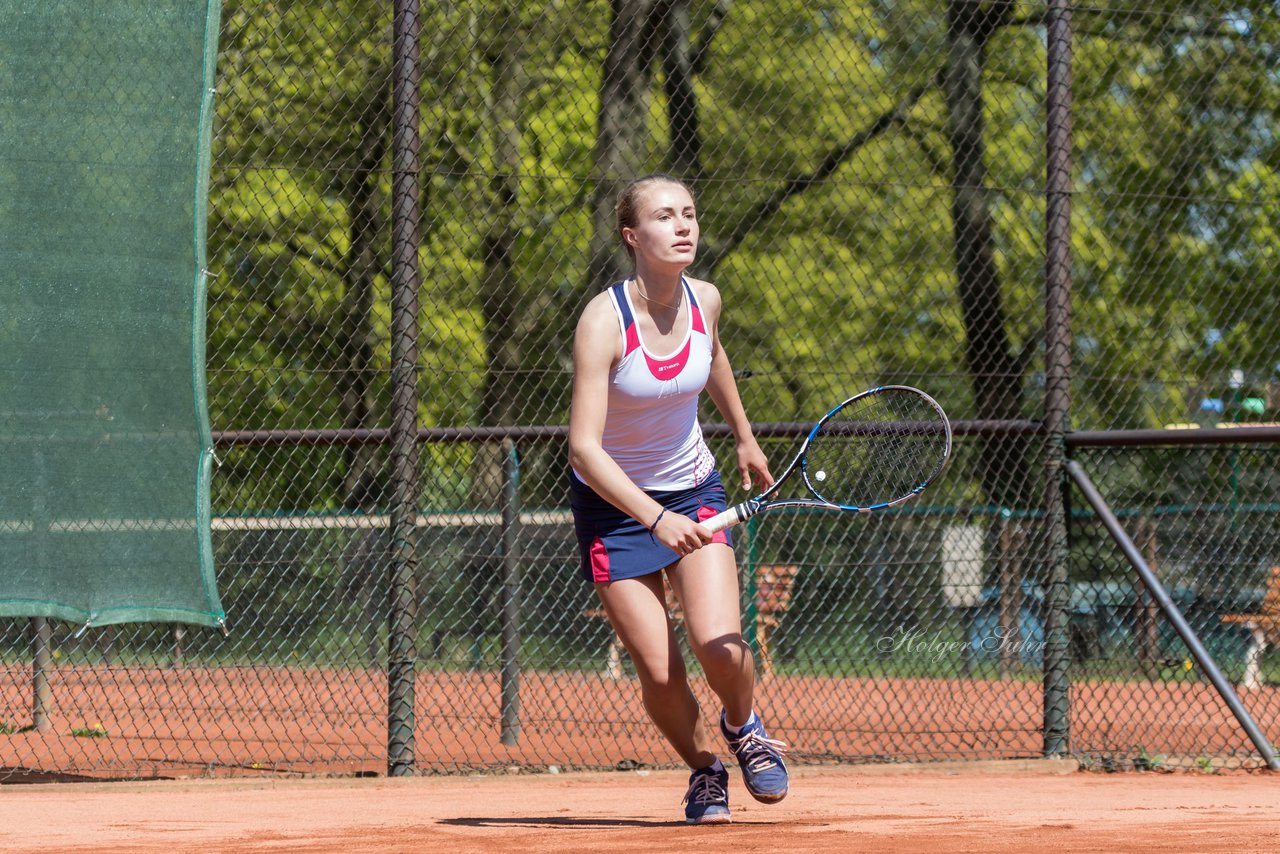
[703,385,952,533]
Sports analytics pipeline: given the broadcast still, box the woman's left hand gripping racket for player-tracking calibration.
[703,385,952,533]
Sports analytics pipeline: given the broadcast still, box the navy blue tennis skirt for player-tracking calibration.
[569,471,735,583]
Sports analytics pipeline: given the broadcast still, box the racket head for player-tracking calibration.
[799,385,951,510]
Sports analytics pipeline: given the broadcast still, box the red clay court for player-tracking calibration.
[3,762,1279,853]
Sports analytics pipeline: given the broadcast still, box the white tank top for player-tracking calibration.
[577,278,716,491]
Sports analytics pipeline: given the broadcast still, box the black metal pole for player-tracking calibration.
[31,450,52,732]
[1066,462,1280,771]
[30,617,52,733]
[499,439,522,745]
[387,0,422,778]
[1041,0,1074,758]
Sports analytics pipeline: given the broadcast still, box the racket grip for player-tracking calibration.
[702,500,761,533]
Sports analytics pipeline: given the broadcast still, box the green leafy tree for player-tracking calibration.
[211,0,395,511]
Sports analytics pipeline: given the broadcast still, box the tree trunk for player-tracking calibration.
[472,6,528,507]
[339,77,388,510]
[582,0,659,301]
[338,73,390,660]
[945,0,1027,509]
[658,0,701,177]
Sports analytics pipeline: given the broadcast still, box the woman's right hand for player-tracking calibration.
[654,511,714,557]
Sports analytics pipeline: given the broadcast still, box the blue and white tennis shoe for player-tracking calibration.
[720,711,789,803]
[683,763,732,824]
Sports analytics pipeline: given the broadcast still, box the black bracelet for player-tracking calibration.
[649,508,667,540]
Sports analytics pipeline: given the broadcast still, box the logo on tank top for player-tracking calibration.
[645,337,692,380]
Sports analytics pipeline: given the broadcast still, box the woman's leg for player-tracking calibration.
[666,543,755,724]
[671,543,790,804]
[593,571,717,769]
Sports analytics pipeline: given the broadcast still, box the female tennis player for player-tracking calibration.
[568,174,788,824]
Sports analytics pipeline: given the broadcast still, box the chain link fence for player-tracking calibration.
[3,0,1279,780]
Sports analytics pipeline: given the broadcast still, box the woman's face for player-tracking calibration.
[623,182,698,269]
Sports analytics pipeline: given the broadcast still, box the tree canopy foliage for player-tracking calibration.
[206,0,1280,512]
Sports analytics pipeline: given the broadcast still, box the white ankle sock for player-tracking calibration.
[724,710,756,735]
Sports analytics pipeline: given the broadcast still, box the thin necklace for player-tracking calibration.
[634,279,682,311]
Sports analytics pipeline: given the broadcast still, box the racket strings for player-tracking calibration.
[805,390,949,507]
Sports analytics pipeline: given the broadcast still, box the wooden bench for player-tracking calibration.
[584,565,798,680]
[1220,566,1280,689]
[753,564,800,680]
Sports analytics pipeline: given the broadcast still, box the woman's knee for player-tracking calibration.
[692,633,751,676]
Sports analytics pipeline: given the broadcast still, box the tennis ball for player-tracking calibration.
[815,470,826,481]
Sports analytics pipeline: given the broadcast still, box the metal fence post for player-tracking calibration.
[387,0,423,778]
[499,439,522,745]
[30,618,53,733]
[743,514,760,654]
[1041,0,1074,758]
[30,450,53,733]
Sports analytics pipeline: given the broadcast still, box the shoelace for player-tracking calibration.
[732,730,789,773]
[683,771,728,806]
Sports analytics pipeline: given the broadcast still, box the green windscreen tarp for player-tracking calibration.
[0,1,224,628]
